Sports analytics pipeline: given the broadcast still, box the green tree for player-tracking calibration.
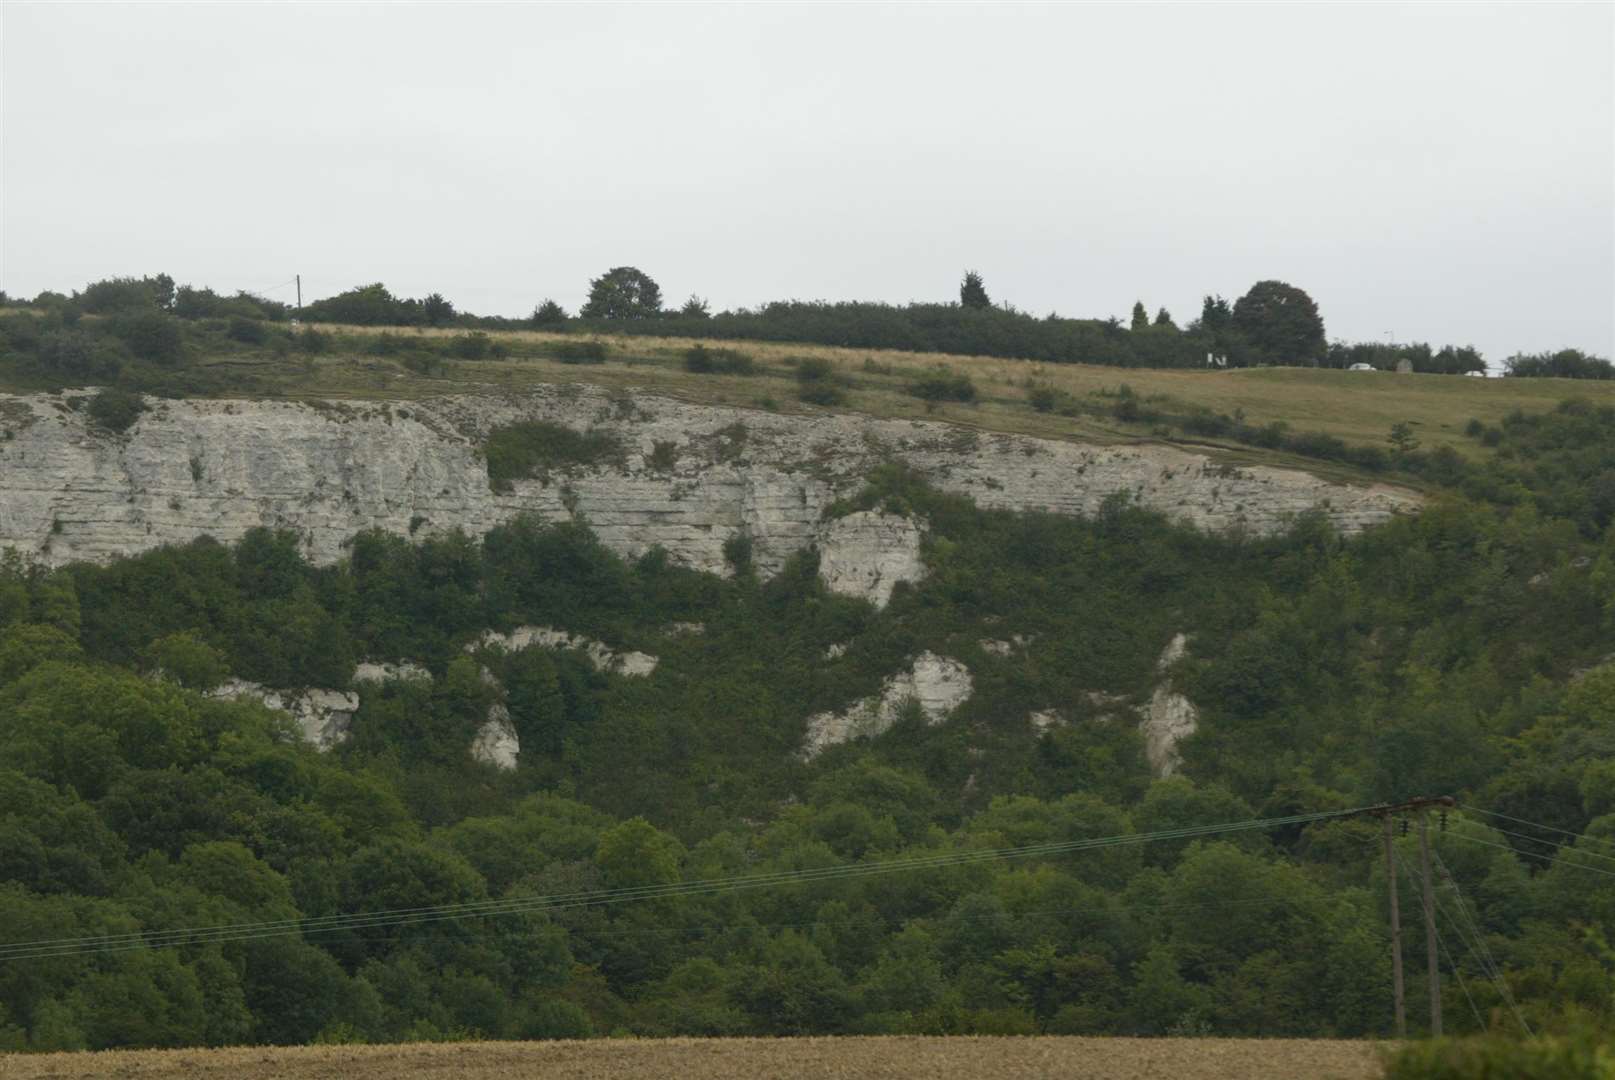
[1388,421,1421,456]
[421,293,455,327]
[1131,301,1149,331]
[960,271,991,310]
[1231,280,1326,364]
[595,817,682,891]
[1154,307,1175,329]
[531,299,568,327]
[679,295,711,319]
[580,267,662,319]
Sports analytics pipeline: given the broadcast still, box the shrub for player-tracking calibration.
[484,422,623,490]
[907,369,977,403]
[684,345,755,375]
[110,309,185,366]
[548,340,608,364]
[647,440,679,472]
[77,274,174,314]
[297,328,331,354]
[796,356,845,405]
[1181,408,1233,437]
[87,387,146,433]
[399,351,445,377]
[446,332,493,360]
[37,330,125,382]
[1381,1031,1613,1080]
[723,532,753,573]
[366,333,408,356]
[226,316,267,345]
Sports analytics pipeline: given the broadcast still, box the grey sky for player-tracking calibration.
[4,2,1611,363]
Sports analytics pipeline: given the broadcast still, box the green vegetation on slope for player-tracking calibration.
[1,410,1613,1048]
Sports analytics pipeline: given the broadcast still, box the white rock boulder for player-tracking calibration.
[802,652,973,758]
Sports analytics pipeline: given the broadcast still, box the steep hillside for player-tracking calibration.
[0,333,1612,1052]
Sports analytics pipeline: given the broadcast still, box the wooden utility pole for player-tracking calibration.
[295,274,302,311]
[1418,811,1442,1036]
[1360,795,1451,1039]
[1383,814,1407,1037]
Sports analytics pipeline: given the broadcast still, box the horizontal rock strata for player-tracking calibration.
[0,387,1421,576]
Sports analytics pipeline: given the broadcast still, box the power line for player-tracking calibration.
[1476,824,1615,869]
[1445,832,1615,880]
[1460,805,1615,853]
[0,807,1367,963]
[1432,849,1532,1036]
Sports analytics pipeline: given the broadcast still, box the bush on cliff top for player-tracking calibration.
[484,421,623,491]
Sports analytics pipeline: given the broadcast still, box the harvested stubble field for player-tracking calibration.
[0,1036,1385,1080]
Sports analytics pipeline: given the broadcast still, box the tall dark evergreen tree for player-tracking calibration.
[1154,307,1175,329]
[1130,302,1150,331]
[959,271,991,310]
[422,293,455,327]
[1200,295,1232,333]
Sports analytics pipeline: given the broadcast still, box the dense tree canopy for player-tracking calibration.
[0,407,1610,1047]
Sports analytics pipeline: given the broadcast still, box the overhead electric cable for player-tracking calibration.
[1445,832,1615,879]
[0,806,1366,963]
[1431,849,1532,1035]
[1459,806,1615,852]
[1472,825,1615,868]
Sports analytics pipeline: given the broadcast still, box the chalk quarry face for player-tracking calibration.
[0,386,1418,582]
[4,385,1417,772]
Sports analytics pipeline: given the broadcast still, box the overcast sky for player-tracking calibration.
[3,2,1611,363]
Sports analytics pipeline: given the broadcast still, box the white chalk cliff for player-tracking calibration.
[803,652,974,758]
[0,387,1419,580]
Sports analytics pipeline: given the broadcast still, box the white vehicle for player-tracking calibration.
[1347,362,1376,372]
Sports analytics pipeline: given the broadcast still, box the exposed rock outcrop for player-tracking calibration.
[815,511,925,608]
[0,388,1420,576]
[802,652,973,758]
[468,626,658,676]
[1140,633,1198,777]
[208,679,358,750]
[471,703,520,770]
[353,660,431,684]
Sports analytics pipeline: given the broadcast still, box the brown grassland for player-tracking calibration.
[194,323,1615,483]
[0,1036,1386,1080]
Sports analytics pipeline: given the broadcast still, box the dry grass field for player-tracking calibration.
[0,1036,1386,1080]
[207,323,1615,474]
